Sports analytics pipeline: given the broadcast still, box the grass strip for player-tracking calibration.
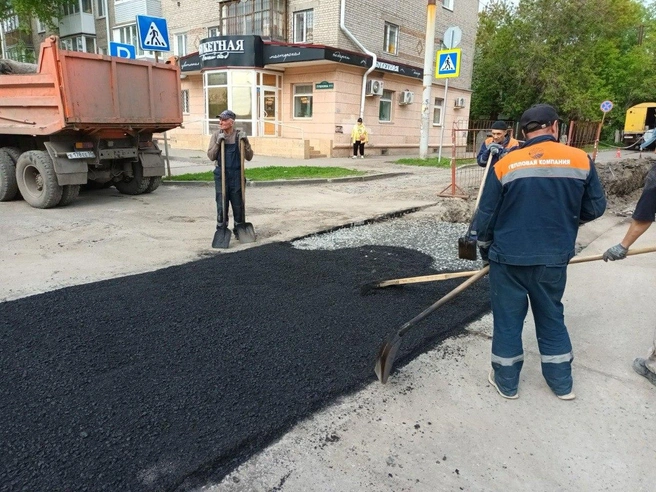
[394,157,476,168]
[165,166,367,182]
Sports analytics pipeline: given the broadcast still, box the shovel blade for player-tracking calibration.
[235,222,256,243]
[374,334,402,384]
[457,236,478,261]
[212,227,231,249]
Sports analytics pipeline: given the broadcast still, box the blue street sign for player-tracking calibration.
[109,42,136,59]
[435,49,461,79]
[136,15,170,52]
[600,100,613,113]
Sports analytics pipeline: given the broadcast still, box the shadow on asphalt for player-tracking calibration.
[1,243,489,491]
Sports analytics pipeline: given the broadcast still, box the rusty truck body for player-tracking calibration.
[0,36,182,208]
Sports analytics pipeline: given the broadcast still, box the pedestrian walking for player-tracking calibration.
[602,161,656,387]
[351,117,368,158]
[207,109,254,240]
[476,104,606,400]
[476,120,520,167]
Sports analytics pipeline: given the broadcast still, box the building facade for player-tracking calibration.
[1,0,477,158]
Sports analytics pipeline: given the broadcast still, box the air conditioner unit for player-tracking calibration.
[366,79,384,96]
[454,97,466,108]
[399,90,414,105]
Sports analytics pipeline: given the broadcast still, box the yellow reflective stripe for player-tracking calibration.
[491,354,524,366]
[541,352,573,364]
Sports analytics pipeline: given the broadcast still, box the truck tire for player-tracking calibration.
[58,185,80,206]
[114,162,149,195]
[0,149,19,201]
[16,150,63,209]
[143,176,162,193]
[2,147,24,200]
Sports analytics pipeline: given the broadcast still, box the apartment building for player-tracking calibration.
[1,0,478,158]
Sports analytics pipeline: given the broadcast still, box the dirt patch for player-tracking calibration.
[434,156,656,222]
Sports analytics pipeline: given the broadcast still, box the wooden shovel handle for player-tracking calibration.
[570,245,656,264]
[378,269,480,288]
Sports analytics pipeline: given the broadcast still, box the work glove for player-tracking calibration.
[488,143,503,155]
[602,243,628,262]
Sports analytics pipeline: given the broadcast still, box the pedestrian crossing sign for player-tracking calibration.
[435,49,461,79]
[136,15,170,52]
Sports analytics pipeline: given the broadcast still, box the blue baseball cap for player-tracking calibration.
[219,110,236,120]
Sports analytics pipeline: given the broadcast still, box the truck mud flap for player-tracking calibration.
[139,152,165,178]
[43,142,88,186]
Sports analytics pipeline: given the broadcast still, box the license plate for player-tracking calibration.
[66,151,95,159]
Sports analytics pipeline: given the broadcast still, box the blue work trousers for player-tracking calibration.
[489,261,573,396]
[213,166,244,228]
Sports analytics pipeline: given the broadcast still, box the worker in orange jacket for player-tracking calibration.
[476,120,520,167]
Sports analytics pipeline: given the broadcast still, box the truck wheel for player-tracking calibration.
[143,176,162,193]
[2,146,22,164]
[114,162,149,195]
[58,185,80,206]
[0,149,19,201]
[16,150,63,209]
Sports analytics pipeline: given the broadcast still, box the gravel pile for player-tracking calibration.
[293,215,485,271]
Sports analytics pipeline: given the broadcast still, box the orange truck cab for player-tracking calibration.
[0,36,182,208]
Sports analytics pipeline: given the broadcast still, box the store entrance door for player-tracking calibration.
[259,89,277,136]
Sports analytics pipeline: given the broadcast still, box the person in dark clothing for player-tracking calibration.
[476,104,606,400]
[476,120,520,167]
[602,162,656,387]
[207,109,254,238]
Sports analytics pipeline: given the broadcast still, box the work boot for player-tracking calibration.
[488,369,518,399]
[233,228,240,240]
[633,358,656,386]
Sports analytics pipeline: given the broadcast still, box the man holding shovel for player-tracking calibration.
[207,110,254,246]
[476,120,519,167]
[602,162,656,387]
[476,104,606,400]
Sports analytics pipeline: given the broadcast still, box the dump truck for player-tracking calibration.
[623,102,656,149]
[0,36,182,208]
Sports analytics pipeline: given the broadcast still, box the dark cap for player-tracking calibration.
[219,109,236,120]
[491,120,508,130]
[357,118,363,123]
[520,104,560,133]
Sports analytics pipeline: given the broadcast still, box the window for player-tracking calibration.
[37,19,47,33]
[62,2,80,16]
[433,97,444,126]
[379,90,393,122]
[293,9,313,44]
[95,0,105,18]
[221,0,286,40]
[174,34,187,56]
[113,24,144,57]
[443,0,454,11]
[181,90,190,114]
[82,0,92,14]
[384,22,399,55]
[1,15,19,33]
[208,26,220,38]
[60,35,96,53]
[293,84,313,118]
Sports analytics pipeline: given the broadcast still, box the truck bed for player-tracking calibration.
[0,36,182,136]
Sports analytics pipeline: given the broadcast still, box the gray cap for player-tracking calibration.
[219,109,236,120]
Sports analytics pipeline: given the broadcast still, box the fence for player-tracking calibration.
[438,119,603,199]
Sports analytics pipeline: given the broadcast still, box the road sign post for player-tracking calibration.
[435,47,461,161]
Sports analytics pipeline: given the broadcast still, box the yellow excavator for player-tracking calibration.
[624,102,656,150]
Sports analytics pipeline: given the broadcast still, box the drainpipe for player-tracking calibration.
[340,0,376,119]
[103,0,111,53]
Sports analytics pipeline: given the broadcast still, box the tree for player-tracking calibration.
[471,0,656,128]
[0,0,76,25]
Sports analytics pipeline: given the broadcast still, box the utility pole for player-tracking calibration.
[419,0,437,159]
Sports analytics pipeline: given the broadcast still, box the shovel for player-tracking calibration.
[233,138,256,243]
[211,139,231,249]
[458,152,494,260]
[374,244,656,384]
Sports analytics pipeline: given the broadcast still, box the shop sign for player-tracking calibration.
[315,81,334,90]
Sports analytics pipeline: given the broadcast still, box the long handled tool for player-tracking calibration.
[360,269,479,295]
[458,152,493,260]
[212,139,231,249]
[374,266,490,384]
[374,244,656,384]
[233,138,256,243]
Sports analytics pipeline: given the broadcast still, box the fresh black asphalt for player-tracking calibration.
[0,243,489,491]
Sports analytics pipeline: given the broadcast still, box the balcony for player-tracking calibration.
[115,0,163,25]
[59,12,96,37]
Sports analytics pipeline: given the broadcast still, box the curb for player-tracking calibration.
[161,172,410,187]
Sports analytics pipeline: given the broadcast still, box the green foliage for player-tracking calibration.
[472,0,656,129]
[0,0,75,28]
[165,167,366,182]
